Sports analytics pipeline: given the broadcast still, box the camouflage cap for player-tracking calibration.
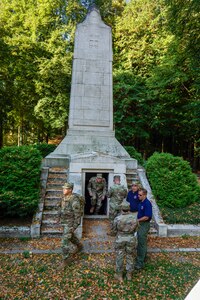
[121,200,130,211]
[131,181,141,187]
[62,182,74,189]
[96,173,103,178]
[114,175,120,180]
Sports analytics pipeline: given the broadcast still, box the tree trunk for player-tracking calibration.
[0,118,3,148]
[18,126,23,146]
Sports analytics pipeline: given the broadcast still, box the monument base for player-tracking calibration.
[42,129,134,168]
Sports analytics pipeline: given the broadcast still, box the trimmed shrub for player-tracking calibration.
[146,152,200,208]
[0,146,42,217]
[33,143,56,158]
[124,146,145,166]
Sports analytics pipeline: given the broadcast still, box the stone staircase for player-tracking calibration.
[41,167,68,236]
[126,168,139,189]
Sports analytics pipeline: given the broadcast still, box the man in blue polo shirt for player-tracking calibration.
[135,188,152,270]
[126,183,140,214]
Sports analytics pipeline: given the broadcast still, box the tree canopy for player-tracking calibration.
[0,0,199,168]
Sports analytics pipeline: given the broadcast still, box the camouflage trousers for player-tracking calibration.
[91,194,104,213]
[61,225,80,260]
[109,202,121,233]
[115,235,137,273]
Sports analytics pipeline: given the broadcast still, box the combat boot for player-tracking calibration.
[77,242,83,251]
[107,231,115,236]
[90,206,95,213]
[114,272,123,282]
[126,272,132,281]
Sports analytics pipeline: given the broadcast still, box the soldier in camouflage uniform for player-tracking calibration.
[87,173,107,214]
[113,200,138,281]
[60,182,85,265]
[107,175,127,235]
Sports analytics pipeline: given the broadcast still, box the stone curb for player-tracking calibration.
[0,248,200,254]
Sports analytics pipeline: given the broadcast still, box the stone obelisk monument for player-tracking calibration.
[43,6,137,190]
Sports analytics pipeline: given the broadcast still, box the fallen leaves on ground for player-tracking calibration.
[0,252,200,300]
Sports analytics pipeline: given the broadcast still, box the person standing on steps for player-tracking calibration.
[87,173,107,214]
[60,182,85,266]
[135,188,152,270]
[113,200,138,282]
[107,175,127,235]
[126,182,141,215]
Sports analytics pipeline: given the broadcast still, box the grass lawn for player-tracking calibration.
[0,251,200,299]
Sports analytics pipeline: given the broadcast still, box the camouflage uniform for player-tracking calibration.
[60,193,84,260]
[113,201,138,280]
[87,175,107,213]
[108,183,127,234]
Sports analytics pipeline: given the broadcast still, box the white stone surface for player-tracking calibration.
[43,6,130,163]
[167,224,200,237]
[185,279,200,300]
[69,6,113,131]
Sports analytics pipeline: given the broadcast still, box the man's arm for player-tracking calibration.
[87,179,93,196]
[72,198,82,229]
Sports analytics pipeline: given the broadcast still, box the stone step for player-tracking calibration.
[43,210,60,215]
[46,187,63,191]
[46,190,63,197]
[45,196,61,201]
[48,173,67,179]
[42,213,60,222]
[49,167,68,173]
[47,179,66,186]
[47,176,67,185]
[42,219,60,225]
[44,199,61,210]
[41,224,63,236]
[126,169,138,175]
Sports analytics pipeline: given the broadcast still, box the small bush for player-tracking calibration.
[124,146,145,166]
[0,146,42,217]
[33,143,56,158]
[146,152,200,208]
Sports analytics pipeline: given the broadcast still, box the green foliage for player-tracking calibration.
[124,146,144,166]
[22,250,31,258]
[146,152,200,208]
[0,146,42,217]
[113,70,149,146]
[33,143,57,158]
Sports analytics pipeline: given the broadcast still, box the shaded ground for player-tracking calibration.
[0,216,32,226]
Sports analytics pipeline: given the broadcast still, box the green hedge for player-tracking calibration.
[33,143,56,158]
[124,146,145,166]
[146,152,200,208]
[0,146,42,217]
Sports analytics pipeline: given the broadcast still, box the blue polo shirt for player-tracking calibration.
[126,191,140,212]
[137,198,152,221]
